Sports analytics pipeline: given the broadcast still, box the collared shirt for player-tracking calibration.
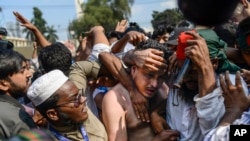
[52,109,107,141]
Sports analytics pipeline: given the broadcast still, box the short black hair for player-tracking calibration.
[214,22,237,47]
[38,42,72,75]
[0,27,7,36]
[136,39,173,61]
[152,25,174,39]
[0,49,26,80]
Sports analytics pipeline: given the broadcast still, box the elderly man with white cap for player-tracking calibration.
[27,69,107,141]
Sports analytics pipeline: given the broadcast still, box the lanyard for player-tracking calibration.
[49,124,89,141]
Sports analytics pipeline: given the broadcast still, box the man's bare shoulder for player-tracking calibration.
[106,83,129,97]
[103,83,131,107]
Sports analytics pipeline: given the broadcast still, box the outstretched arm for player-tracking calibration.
[13,11,51,47]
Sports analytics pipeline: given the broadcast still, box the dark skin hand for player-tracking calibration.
[150,104,170,133]
[152,130,180,141]
[241,69,250,84]
[219,71,250,126]
[185,31,216,97]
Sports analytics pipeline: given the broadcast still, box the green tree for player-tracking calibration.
[46,25,58,42]
[22,7,58,42]
[69,0,133,37]
[151,8,184,29]
[23,7,48,40]
[109,0,134,19]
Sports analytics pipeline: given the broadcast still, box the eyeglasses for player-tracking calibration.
[53,89,87,108]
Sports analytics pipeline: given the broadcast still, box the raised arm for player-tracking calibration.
[13,11,51,47]
[219,71,250,126]
[185,31,216,97]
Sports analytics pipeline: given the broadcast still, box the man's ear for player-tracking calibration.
[46,109,59,121]
[130,65,137,77]
[0,80,10,91]
[211,57,219,70]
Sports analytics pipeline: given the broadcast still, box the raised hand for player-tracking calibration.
[220,71,250,112]
[13,11,36,31]
[115,19,128,32]
[219,71,250,125]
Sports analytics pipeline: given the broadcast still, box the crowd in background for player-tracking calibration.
[1,0,250,141]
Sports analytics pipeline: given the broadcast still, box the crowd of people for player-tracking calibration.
[1,0,250,141]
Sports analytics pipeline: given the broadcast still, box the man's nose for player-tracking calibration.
[150,79,158,87]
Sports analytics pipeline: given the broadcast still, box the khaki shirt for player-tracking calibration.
[54,109,107,141]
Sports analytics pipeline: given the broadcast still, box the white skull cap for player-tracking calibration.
[27,69,68,106]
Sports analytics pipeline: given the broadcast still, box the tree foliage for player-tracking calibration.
[151,8,184,29]
[45,25,58,42]
[23,7,58,41]
[69,0,133,37]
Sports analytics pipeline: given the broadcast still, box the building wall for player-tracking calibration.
[6,36,34,59]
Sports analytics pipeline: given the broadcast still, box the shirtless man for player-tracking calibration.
[101,35,179,141]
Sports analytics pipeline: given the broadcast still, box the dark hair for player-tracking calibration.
[38,42,72,75]
[214,22,237,47]
[36,93,60,122]
[152,25,174,39]
[0,40,14,50]
[0,49,26,80]
[124,22,146,35]
[0,27,8,36]
[136,39,173,61]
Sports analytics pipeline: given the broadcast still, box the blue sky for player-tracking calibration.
[0,0,177,41]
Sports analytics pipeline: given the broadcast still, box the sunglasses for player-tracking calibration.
[53,89,87,108]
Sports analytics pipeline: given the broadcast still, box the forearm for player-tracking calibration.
[198,65,216,97]
[31,27,51,47]
[92,29,109,46]
[111,35,129,53]
[99,52,135,91]
[219,109,244,126]
[31,49,38,59]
